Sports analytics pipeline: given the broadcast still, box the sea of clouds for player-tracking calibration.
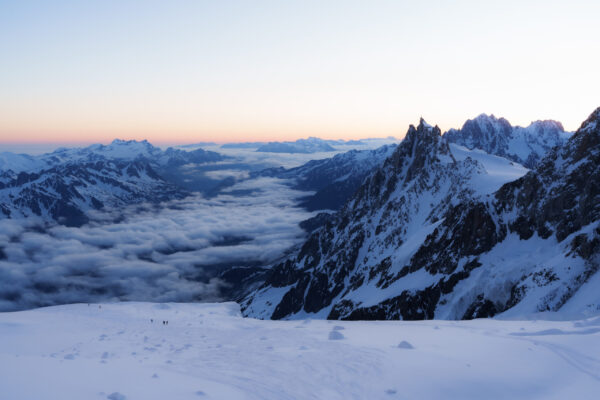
[0,177,314,311]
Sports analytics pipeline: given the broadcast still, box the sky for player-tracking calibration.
[1,0,599,145]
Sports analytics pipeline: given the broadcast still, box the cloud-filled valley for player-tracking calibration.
[0,177,314,311]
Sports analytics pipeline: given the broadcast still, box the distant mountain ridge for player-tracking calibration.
[0,139,227,226]
[0,160,185,226]
[0,139,225,174]
[444,114,571,168]
[256,137,338,153]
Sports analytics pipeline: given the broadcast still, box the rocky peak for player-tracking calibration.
[445,113,570,168]
[469,114,512,134]
[353,119,452,210]
[528,119,565,132]
[578,107,600,134]
[559,107,600,165]
[398,118,451,165]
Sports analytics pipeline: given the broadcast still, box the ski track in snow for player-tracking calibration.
[0,302,599,399]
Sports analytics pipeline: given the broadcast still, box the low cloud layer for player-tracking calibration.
[0,177,314,311]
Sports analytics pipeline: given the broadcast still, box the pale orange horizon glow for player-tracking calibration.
[1,1,599,146]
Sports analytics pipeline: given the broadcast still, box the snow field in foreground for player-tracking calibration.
[0,302,599,399]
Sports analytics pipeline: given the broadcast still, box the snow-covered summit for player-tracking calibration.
[418,117,434,130]
[0,140,225,225]
[444,114,571,168]
[0,139,225,173]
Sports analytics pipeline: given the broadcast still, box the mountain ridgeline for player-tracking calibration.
[0,140,226,226]
[444,114,570,168]
[242,109,600,320]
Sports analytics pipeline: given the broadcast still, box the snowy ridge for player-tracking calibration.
[0,160,186,226]
[0,140,226,225]
[256,137,337,153]
[0,139,225,174]
[242,108,600,321]
[444,114,571,168]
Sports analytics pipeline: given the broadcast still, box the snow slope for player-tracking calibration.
[0,302,598,400]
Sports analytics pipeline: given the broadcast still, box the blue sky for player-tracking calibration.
[1,0,599,144]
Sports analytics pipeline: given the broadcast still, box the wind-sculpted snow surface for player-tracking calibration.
[0,302,599,399]
[243,109,600,321]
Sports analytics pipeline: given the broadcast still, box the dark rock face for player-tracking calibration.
[445,114,569,168]
[243,108,600,321]
[494,109,600,242]
[299,212,335,233]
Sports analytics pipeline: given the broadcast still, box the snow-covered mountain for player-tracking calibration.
[0,140,226,225]
[242,108,600,320]
[256,137,337,153]
[444,114,571,168]
[0,160,186,226]
[258,144,397,211]
[0,139,225,174]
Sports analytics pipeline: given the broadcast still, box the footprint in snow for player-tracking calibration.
[107,393,126,400]
[385,389,397,395]
[152,373,159,379]
[332,325,345,331]
[101,352,109,359]
[195,391,206,396]
[328,331,345,340]
[64,354,76,360]
[397,341,414,349]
